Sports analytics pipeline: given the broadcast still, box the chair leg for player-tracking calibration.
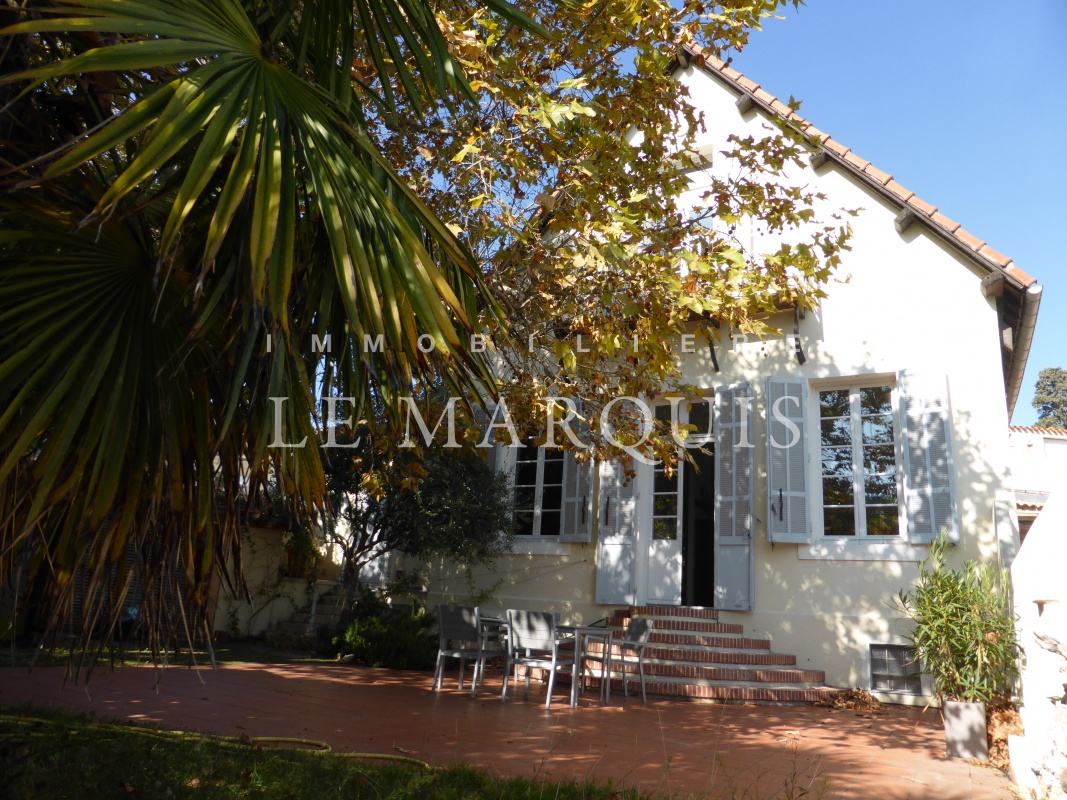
[545,663,556,710]
[470,655,481,698]
[458,657,465,690]
[432,651,444,691]
[639,651,647,703]
[523,666,530,701]
[623,650,630,698]
[501,655,511,703]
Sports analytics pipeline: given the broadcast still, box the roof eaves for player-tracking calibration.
[676,43,1038,290]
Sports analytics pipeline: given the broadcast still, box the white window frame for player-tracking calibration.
[812,378,904,540]
[509,441,566,540]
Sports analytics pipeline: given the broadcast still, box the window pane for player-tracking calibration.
[866,506,899,536]
[822,476,855,505]
[824,507,856,536]
[516,461,538,486]
[654,469,677,493]
[516,441,538,462]
[689,401,711,435]
[860,386,892,415]
[822,446,853,476]
[819,389,850,417]
[540,510,561,536]
[515,509,534,536]
[864,474,898,504]
[864,445,896,474]
[820,417,852,447]
[542,485,563,511]
[861,415,894,445]
[514,485,536,510]
[542,456,564,485]
[654,494,678,517]
[653,518,677,540]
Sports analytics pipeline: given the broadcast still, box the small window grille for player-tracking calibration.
[870,644,922,694]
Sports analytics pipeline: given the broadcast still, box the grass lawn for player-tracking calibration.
[1,707,672,800]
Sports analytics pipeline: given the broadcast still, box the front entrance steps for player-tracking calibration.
[581,606,839,704]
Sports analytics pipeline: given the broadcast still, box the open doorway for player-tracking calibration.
[682,447,715,606]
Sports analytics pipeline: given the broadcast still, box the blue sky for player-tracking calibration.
[728,0,1066,425]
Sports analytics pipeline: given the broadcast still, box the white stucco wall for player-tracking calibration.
[413,63,1021,698]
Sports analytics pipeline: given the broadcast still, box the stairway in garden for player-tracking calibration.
[278,583,345,636]
[584,605,838,703]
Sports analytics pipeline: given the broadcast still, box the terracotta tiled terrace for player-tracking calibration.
[3,663,1012,798]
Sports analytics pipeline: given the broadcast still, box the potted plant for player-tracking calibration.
[894,535,1018,760]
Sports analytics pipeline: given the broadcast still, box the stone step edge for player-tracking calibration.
[582,677,839,702]
[610,615,745,635]
[628,605,720,620]
[582,641,796,662]
[579,662,825,684]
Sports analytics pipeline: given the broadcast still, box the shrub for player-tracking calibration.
[894,535,1018,703]
[336,589,437,670]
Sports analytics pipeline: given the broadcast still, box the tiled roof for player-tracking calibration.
[679,45,1037,289]
[1018,501,1044,513]
[1010,425,1067,438]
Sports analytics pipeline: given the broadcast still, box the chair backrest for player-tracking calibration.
[437,605,480,647]
[624,617,654,645]
[506,609,556,652]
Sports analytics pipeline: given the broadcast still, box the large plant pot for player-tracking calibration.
[943,700,988,760]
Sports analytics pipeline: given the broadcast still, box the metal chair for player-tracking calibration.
[606,617,654,703]
[432,605,486,695]
[501,609,576,709]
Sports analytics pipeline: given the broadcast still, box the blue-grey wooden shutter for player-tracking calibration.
[898,371,959,544]
[765,377,811,544]
[595,461,636,605]
[714,383,754,610]
[560,452,594,543]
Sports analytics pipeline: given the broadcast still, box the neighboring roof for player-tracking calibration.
[674,44,1041,417]
[1010,425,1067,438]
[1016,489,1050,513]
[677,44,1036,289]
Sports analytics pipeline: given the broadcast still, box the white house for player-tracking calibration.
[405,45,1042,704]
[1008,424,1067,540]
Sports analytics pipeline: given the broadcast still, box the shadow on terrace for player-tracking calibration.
[4,660,1013,800]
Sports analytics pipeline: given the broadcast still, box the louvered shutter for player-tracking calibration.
[595,461,636,604]
[765,377,811,544]
[898,371,959,545]
[559,452,594,543]
[714,383,754,611]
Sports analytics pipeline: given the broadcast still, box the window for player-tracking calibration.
[819,384,900,537]
[513,440,564,537]
[870,644,922,694]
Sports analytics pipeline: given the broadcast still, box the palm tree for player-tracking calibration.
[0,0,541,669]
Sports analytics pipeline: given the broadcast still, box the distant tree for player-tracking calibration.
[1032,367,1067,428]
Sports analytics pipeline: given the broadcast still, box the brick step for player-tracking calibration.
[644,630,771,649]
[581,658,824,684]
[610,614,744,635]
[628,605,719,621]
[583,676,838,704]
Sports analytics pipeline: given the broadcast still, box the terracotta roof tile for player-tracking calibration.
[862,164,893,185]
[979,245,1012,268]
[753,87,776,105]
[955,228,985,251]
[802,124,829,143]
[677,44,1038,288]
[1011,425,1067,437]
[885,180,915,203]
[1005,264,1036,286]
[843,151,871,171]
[907,196,938,217]
[931,212,961,233]
[823,139,850,157]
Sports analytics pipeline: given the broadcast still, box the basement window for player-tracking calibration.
[870,644,922,694]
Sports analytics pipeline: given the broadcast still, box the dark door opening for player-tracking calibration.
[682,447,716,607]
